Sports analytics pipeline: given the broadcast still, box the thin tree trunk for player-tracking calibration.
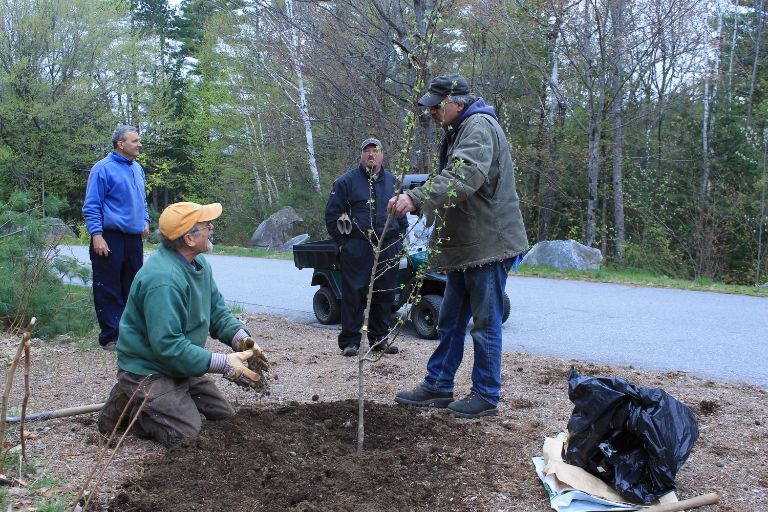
[586,112,602,247]
[255,106,274,205]
[244,116,266,211]
[285,0,321,193]
[727,1,739,107]
[583,0,603,248]
[756,134,767,285]
[610,0,626,264]
[698,59,713,279]
[701,65,712,199]
[540,9,563,242]
[748,0,765,121]
[533,85,546,238]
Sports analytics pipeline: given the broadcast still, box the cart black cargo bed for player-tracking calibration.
[292,239,340,271]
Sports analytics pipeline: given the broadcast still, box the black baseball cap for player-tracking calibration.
[418,74,471,107]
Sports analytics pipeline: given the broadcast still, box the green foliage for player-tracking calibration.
[0,0,130,219]
[0,201,95,338]
[624,223,685,278]
[1,0,767,285]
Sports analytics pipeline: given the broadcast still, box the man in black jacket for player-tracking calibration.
[325,138,408,357]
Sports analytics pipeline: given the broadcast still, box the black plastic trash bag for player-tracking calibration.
[564,368,699,504]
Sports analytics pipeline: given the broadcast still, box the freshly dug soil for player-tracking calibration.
[111,401,534,512]
[2,313,766,511]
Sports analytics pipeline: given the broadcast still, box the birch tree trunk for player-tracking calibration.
[698,56,713,279]
[285,0,321,193]
[255,105,274,205]
[243,115,266,211]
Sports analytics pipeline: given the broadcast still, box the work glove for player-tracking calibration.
[337,213,352,235]
[232,336,268,371]
[223,350,262,389]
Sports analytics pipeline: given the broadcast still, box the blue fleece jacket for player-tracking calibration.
[82,151,150,235]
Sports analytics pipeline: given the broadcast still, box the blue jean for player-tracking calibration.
[422,258,513,406]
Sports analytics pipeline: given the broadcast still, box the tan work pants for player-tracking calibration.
[116,369,235,447]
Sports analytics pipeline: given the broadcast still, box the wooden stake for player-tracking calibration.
[20,322,32,462]
[0,317,35,468]
[644,493,719,511]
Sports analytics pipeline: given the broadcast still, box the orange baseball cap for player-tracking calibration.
[159,202,222,240]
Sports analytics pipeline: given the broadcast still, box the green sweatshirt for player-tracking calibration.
[116,245,244,377]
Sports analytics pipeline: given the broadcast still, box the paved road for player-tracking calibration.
[60,246,768,387]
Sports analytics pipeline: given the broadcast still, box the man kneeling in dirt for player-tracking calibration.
[97,201,267,447]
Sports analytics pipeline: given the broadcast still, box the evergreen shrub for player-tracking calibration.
[0,197,95,338]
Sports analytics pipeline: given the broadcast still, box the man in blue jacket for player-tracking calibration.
[82,125,150,350]
[325,138,408,357]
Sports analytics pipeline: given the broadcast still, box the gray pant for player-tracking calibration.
[115,370,234,447]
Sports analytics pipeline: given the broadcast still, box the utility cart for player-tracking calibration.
[292,240,511,339]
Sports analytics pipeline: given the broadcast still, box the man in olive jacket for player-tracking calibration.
[97,202,267,447]
[389,74,528,419]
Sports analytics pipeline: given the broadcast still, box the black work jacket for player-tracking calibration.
[325,165,407,247]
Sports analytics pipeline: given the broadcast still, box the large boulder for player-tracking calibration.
[276,234,310,252]
[250,206,305,250]
[43,217,77,239]
[521,239,603,271]
[1,216,77,240]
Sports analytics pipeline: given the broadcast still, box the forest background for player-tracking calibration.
[1,0,768,286]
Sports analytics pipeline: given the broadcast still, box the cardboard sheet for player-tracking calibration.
[532,433,678,512]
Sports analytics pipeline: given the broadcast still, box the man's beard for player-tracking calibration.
[205,236,214,253]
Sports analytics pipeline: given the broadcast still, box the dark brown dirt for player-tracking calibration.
[109,401,542,512]
[2,313,766,511]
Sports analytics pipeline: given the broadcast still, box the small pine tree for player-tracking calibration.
[0,193,95,338]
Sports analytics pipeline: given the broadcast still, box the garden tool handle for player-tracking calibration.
[644,493,719,511]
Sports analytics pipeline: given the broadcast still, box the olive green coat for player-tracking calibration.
[406,113,528,271]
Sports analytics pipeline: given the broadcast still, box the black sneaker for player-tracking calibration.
[394,384,453,408]
[447,392,498,419]
[97,384,131,435]
[370,340,399,354]
[342,346,358,357]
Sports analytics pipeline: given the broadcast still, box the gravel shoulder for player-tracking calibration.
[1,313,766,511]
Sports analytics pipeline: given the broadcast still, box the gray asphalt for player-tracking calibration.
[60,245,768,388]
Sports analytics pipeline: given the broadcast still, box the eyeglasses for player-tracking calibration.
[188,222,213,236]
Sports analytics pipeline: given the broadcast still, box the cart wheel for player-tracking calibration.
[412,294,442,339]
[502,293,511,323]
[313,287,340,324]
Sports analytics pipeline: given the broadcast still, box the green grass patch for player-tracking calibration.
[227,301,247,315]
[1,453,76,511]
[515,265,768,297]
[61,238,293,260]
[35,495,78,512]
[135,242,293,259]
[209,244,293,259]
